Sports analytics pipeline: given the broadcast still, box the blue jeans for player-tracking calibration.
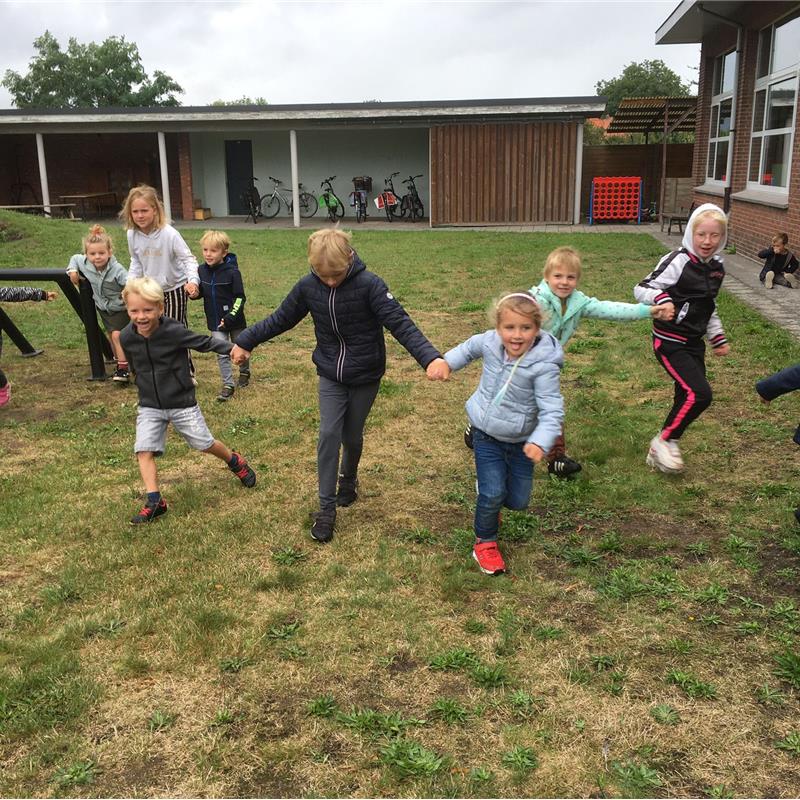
[473,427,534,541]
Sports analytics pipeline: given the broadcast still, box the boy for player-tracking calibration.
[193,230,251,402]
[120,277,256,524]
[758,233,799,289]
[231,228,448,543]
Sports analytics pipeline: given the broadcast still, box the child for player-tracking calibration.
[0,286,57,407]
[66,224,130,382]
[120,277,256,525]
[634,203,730,473]
[441,292,564,575]
[231,228,447,543]
[194,230,250,402]
[756,363,800,525]
[120,185,200,375]
[526,245,674,477]
[758,233,798,289]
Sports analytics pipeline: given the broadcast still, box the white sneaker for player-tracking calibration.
[646,435,684,473]
[764,270,775,289]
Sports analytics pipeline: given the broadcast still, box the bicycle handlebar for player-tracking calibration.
[268,176,282,184]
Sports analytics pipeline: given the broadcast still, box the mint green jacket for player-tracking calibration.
[529,279,651,347]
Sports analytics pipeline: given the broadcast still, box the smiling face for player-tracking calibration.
[203,244,227,266]
[131,197,157,233]
[497,307,539,359]
[86,243,111,271]
[125,291,163,337]
[545,265,579,300]
[692,218,725,261]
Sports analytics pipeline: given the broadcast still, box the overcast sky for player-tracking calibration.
[0,1,699,109]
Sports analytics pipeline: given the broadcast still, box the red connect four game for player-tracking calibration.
[589,176,642,224]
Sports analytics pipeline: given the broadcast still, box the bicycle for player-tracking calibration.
[399,174,424,221]
[241,176,263,224]
[319,175,345,222]
[259,176,318,219]
[350,176,372,223]
[378,172,401,222]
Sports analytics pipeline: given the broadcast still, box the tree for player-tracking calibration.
[210,96,268,106]
[2,31,183,108]
[595,59,690,117]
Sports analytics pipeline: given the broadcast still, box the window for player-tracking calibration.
[706,50,736,183]
[749,11,800,191]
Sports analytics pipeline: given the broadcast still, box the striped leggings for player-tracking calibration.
[653,337,712,441]
[164,286,194,375]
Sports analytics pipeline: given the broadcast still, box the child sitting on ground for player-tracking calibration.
[758,233,798,289]
[634,203,729,473]
[231,228,448,544]
[0,286,57,407]
[193,230,251,402]
[438,292,564,576]
[66,225,130,382]
[120,277,256,525]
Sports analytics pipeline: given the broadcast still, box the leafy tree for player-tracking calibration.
[210,96,268,106]
[2,31,183,108]
[596,59,691,117]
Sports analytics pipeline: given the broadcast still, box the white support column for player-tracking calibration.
[573,122,584,226]
[157,131,172,220]
[289,129,299,228]
[35,133,51,216]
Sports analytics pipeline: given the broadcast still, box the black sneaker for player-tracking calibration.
[217,385,234,402]
[130,498,168,525]
[795,507,800,526]
[464,423,474,449]
[229,452,256,487]
[237,372,250,388]
[336,475,358,507]
[548,455,582,478]
[112,368,130,383]
[311,509,336,543]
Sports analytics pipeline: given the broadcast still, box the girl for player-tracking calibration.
[66,225,130,382]
[119,185,200,374]
[442,292,564,575]
[0,286,57,406]
[634,203,730,473]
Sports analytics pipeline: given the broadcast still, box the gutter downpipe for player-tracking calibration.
[157,131,172,220]
[573,121,584,225]
[289,130,299,228]
[35,133,51,216]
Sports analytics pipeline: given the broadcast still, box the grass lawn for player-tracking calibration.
[1,210,800,798]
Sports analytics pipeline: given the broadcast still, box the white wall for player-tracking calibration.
[189,127,429,217]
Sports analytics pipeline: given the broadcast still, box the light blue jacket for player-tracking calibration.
[66,254,128,313]
[530,279,651,347]
[444,329,564,451]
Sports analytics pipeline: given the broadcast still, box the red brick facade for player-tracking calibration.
[692,4,800,258]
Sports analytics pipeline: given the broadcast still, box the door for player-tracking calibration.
[225,140,254,214]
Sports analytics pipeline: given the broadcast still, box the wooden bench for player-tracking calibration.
[0,203,78,219]
[661,212,689,235]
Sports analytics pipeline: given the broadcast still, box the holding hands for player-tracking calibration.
[426,357,451,381]
[650,302,676,321]
[184,282,200,299]
[230,344,251,366]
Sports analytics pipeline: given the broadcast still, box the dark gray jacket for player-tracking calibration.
[236,253,441,385]
[121,316,232,409]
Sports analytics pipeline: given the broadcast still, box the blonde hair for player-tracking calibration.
[123,276,164,306]
[489,291,543,329]
[83,224,113,254]
[308,228,352,275]
[693,208,727,228]
[543,246,582,280]
[119,185,167,230]
[199,230,231,251]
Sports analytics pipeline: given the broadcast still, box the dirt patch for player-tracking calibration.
[0,222,24,242]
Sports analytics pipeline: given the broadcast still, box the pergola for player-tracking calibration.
[607,96,697,222]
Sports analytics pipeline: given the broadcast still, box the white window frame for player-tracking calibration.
[706,50,736,186]
[747,10,800,196]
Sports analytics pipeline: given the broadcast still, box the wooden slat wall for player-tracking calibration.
[430,122,577,225]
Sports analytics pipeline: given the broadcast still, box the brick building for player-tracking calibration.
[657,1,800,257]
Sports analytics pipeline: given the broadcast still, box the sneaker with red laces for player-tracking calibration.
[130,498,168,525]
[229,452,256,487]
[473,540,506,575]
[0,383,9,407]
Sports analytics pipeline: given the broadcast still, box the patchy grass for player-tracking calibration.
[1,212,800,796]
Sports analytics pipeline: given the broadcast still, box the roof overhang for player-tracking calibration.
[607,96,697,134]
[656,1,746,44]
[0,97,606,135]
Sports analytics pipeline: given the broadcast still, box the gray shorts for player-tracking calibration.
[98,307,130,333]
[134,404,215,455]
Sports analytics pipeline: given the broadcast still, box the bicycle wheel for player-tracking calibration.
[332,193,345,219]
[261,194,281,218]
[298,192,318,218]
[397,195,409,219]
[356,200,366,223]
[411,196,424,220]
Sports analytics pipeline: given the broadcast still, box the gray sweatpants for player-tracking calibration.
[317,375,380,511]
[210,329,250,386]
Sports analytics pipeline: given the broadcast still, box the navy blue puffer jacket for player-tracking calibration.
[236,253,441,384]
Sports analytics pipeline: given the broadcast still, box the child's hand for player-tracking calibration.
[46,291,58,301]
[759,395,771,405]
[524,443,544,463]
[231,344,251,365]
[185,282,199,299]
[712,343,730,357]
[68,272,80,287]
[426,358,451,381]
[651,302,675,321]
[218,319,226,331]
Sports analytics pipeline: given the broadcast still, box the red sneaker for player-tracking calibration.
[473,540,506,575]
[130,498,168,525]
[229,452,256,487]
[0,383,10,407]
